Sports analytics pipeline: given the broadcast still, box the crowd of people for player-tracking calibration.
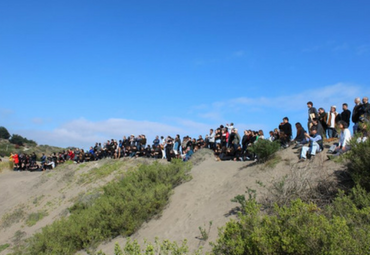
[9,96,370,171]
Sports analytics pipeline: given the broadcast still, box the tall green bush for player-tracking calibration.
[345,137,370,191]
[249,139,280,163]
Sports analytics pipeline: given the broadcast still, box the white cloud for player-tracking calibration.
[16,118,211,149]
[12,83,370,149]
[190,83,370,130]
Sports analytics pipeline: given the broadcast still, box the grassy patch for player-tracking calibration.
[78,160,125,184]
[26,211,48,227]
[0,161,12,173]
[32,195,45,206]
[0,243,10,253]
[263,155,282,169]
[0,206,25,229]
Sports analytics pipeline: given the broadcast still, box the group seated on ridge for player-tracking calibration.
[9,96,370,171]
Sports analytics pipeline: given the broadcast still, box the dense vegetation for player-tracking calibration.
[14,159,191,254]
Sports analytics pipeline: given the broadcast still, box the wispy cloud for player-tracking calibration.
[12,83,370,149]
[0,108,14,118]
[233,50,245,57]
[332,42,348,52]
[16,118,210,149]
[302,45,322,52]
[357,44,370,55]
[192,83,369,122]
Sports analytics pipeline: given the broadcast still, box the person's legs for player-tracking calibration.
[327,128,332,138]
[310,143,319,156]
[353,123,359,134]
[300,147,309,159]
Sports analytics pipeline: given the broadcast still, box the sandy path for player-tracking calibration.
[95,155,290,254]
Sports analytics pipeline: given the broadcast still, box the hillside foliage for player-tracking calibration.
[14,159,191,254]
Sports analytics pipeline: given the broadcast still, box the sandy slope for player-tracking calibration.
[94,148,344,254]
[0,147,344,255]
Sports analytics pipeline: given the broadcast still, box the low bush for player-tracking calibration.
[249,139,280,163]
[18,159,191,254]
[96,238,203,255]
[212,185,370,255]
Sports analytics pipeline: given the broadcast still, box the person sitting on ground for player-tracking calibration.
[328,120,352,157]
[257,130,264,140]
[196,135,204,148]
[311,118,325,142]
[293,122,307,147]
[182,146,193,161]
[43,155,55,170]
[299,126,322,161]
[279,117,292,148]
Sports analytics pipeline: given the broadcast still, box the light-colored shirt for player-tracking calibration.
[339,128,351,148]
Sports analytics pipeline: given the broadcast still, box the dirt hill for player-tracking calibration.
[0,147,345,254]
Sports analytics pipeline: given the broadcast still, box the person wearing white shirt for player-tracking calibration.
[208,129,215,150]
[328,120,352,157]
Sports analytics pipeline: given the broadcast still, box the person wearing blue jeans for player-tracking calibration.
[299,127,322,161]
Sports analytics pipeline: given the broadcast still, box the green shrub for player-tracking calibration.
[249,139,280,163]
[19,159,191,254]
[345,137,370,191]
[212,186,370,255]
[95,238,203,255]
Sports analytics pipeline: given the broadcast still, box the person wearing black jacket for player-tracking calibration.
[279,117,292,148]
[340,103,351,128]
[352,97,362,133]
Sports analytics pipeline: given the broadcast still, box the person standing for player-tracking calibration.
[340,103,351,128]
[307,101,318,130]
[326,106,338,138]
[361,97,370,122]
[208,129,215,150]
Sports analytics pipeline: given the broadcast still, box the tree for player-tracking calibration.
[10,134,25,146]
[0,126,11,139]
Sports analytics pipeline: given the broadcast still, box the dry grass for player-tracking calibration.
[262,158,341,210]
[0,206,26,229]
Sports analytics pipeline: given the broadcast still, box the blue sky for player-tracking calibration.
[1,0,370,149]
